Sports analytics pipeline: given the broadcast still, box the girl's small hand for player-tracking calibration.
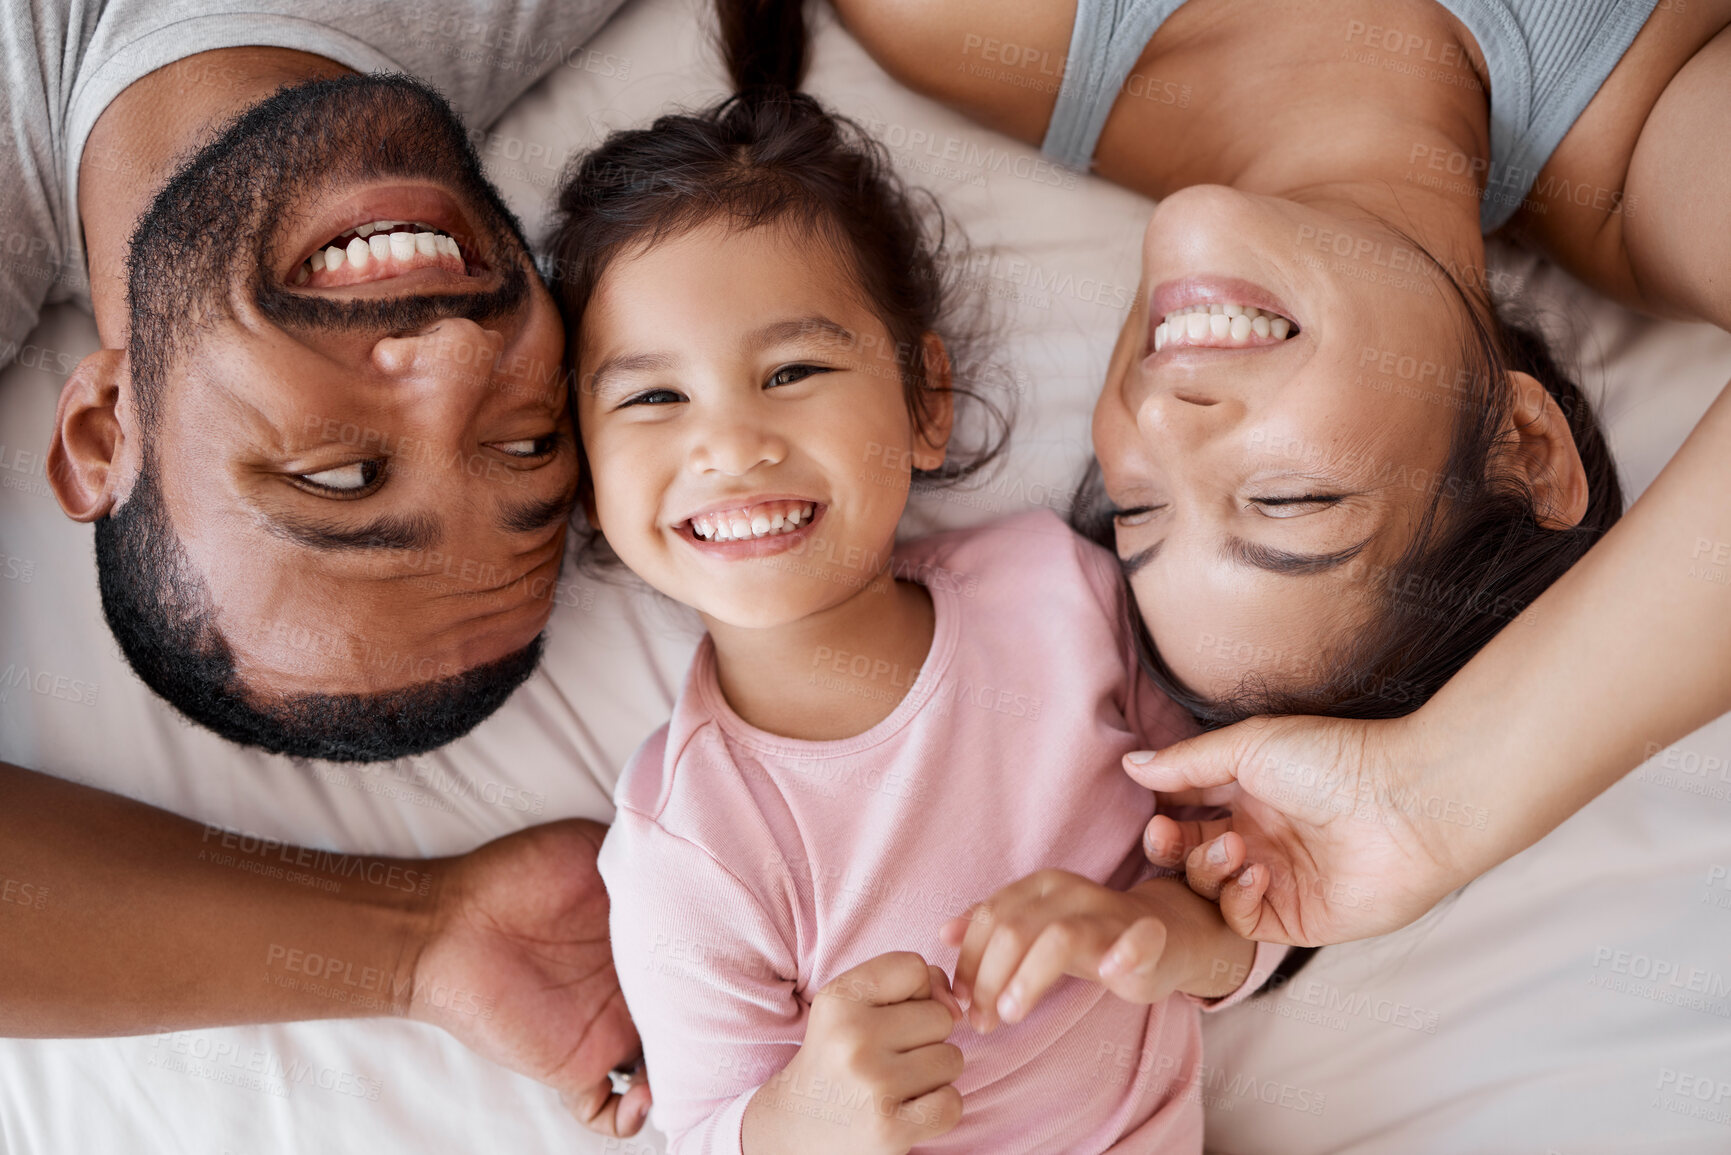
[743,951,964,1155]
[940,870,1183,1033]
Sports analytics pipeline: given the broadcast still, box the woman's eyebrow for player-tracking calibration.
[1120,539,1163,576]
[1119,533,1373,578]
[1225,534,1373,576]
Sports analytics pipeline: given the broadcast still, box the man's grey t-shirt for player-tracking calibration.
[0,0,628,369]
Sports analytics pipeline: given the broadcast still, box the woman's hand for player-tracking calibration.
[408,820,653,1138]
[742,952,964,1155]
[1126,714,1476,946]
[940,870,1251,1033]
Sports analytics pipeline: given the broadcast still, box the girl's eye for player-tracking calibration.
[619,388,684,408]
[1111,505,1161,528]
[1249,494,1340,518]
[296,460,382,495]
[768,364,826,388]
[491,434,561,458]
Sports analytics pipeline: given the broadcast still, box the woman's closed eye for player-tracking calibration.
[1111,504,1166,527]
[294,459,383,497]
[1247,494,1343,518]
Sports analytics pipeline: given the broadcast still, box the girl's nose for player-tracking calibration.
[688,417,788,477]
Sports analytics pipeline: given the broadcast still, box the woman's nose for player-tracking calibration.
[1136,382,1243,450]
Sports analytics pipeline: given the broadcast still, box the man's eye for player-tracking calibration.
[491,434,560,458]
[768,364,826,388]
[296,460,382,494]
[619,389,684,408]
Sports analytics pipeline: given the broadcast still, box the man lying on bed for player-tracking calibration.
[0,0,652,1136]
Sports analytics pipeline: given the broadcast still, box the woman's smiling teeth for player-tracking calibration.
[689,500,817,542]
[1154,303,1294,352]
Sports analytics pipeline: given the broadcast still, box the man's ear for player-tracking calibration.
[48,349,131,522]
[1500,371,1589,529]
[911,333,955,472]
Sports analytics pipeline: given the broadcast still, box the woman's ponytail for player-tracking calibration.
[716,0,809,92]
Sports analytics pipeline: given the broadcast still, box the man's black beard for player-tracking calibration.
[125,73,533,419]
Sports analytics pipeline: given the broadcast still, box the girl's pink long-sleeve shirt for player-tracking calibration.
[598,511,1286,1153]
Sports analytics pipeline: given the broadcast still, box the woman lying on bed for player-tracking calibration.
[833,0,1731,946]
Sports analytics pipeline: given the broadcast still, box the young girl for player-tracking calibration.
[552,8,1283,1152]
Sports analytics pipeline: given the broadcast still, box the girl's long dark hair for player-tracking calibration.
[546,0,1008,511]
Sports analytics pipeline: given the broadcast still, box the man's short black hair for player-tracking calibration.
[94,454,543,762]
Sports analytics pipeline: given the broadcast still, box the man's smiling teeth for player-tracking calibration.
[293,220,464,284]
[1153,304,1294,351]
[689,501,816,542]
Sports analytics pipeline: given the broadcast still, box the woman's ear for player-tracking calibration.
[48,349,130,522]
[912,332,955,472]
[1499,370,1589,529]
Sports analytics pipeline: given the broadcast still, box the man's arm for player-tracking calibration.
[0,761,429,1033]
[0,762,652,1134]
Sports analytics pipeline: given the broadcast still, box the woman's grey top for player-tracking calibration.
[1041,0,1661,231]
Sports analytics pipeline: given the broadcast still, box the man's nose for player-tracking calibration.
[687,411,787,477]
[370,318,507,412]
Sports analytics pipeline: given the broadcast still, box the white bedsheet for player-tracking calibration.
[3,1,1729,1152]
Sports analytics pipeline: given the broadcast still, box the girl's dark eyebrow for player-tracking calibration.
[585,351,676,399]
[744,315,856,351]
[585,316,854,399]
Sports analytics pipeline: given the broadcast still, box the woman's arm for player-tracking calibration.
[0,762,651,1134]
[1130,377,1731,944]
[1511,15,1731,328]
[828,0,1070,144]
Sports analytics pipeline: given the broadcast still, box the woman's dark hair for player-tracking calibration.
[1076,264,1625,987]
[545,0,1007,527]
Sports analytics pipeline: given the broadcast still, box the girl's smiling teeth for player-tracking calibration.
[1153,303,1295,352]
[688,500,818,542]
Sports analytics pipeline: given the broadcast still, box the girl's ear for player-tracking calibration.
[912,333,955,472]
[579,480,601,533]
[1498,371,1589,529]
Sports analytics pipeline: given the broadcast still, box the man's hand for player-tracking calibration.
[1126,714,1470,946]
[743,952,963,1155]
[408,820,652,1137]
